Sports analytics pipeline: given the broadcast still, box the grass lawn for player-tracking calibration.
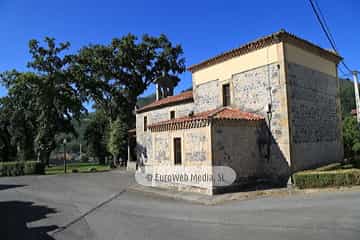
[45,162,110,175]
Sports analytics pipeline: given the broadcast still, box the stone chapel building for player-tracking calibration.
[132,30,343,194]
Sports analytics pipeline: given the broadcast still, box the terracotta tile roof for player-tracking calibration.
[212,107,264,120]
[136,90,193,113]
[148,107,264,131]
[187,29,342,73]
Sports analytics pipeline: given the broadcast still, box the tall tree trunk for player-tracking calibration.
[113,154,117,168]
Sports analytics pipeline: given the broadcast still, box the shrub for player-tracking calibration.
[343,116,360,158]
[72,169,79,173]
[294,169,360,189]
[352,156,360,168]
[80,154,89,162]
[24,161,45,175]
[0,161,45,177]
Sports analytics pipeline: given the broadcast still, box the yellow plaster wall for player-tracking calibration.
[192,43,281,85]
[284,43,337,76]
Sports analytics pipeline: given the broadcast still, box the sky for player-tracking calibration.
[1,0,359,102]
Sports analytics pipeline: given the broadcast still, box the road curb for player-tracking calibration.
[128,184,360,205]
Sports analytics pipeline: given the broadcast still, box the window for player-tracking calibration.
[170,110,175,119]
[222,83,230,106]
[173,138,182,165]
[143,116,147,131]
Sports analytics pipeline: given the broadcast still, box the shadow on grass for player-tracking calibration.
[0,201,58,240]
[0,184,26,191]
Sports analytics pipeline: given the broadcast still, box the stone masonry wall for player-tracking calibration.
[136,102,194,164]
[287,62,343,171]
[192,62,291,178]
[194,80,221,112]
[212,121,291,187]
[212,123,264,180]
[230,63,291,177]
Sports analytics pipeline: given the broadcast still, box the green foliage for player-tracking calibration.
[1,38,87,165]
[107,117,128,162]
[71,33,185,127]
[0,161,45,177]
[0,34,185,167]
[340,78,356,118]
[80,154,89,162]
[0,72,39,162]
[83,112,109,164]
[24,161,45,175]
[137,94,156,108]
[352,142,360,154]
[27,38,86,164]
[0,98,17,162]
[294,169,360,189]
[342,116,360,158]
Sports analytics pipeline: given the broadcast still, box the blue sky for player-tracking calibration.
[1,0,359,100]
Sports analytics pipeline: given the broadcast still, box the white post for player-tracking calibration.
[155,83,161,100]
[353,71,360,123]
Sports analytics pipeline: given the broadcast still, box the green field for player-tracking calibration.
[45,162,110,175]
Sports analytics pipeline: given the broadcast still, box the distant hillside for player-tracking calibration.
[136,87,193,109]
[137,93,156,108]
[54,112,94,154]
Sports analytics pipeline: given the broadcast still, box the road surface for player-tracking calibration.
[1,171,359,240]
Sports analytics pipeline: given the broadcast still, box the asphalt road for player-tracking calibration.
[1,171,360,240]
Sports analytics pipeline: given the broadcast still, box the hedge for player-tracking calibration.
[294,169,360,189]
[0,161,45,177]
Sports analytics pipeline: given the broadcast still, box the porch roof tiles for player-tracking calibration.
[136,90,193,113]
[148,107,264,131]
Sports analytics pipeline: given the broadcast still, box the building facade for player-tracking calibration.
[134,30,344,194]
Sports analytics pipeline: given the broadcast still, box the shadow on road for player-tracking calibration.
[0,201,58,240]
[0,184,26,191]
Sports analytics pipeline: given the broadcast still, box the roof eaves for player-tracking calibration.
[136,91,193,113]
[187,30,342,73]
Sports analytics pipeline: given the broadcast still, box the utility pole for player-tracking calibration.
[353,71,360,123]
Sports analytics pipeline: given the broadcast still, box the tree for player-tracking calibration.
[0,33,185,166]
[25,37,86,164]
[83,112,109,164]
[71,33,185,167]
[107,116,128,166]
[343,116,360,158]
[0,97,17,162]
[340,78,356,118]
[71,34,185,126]
[0,71,39,161]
